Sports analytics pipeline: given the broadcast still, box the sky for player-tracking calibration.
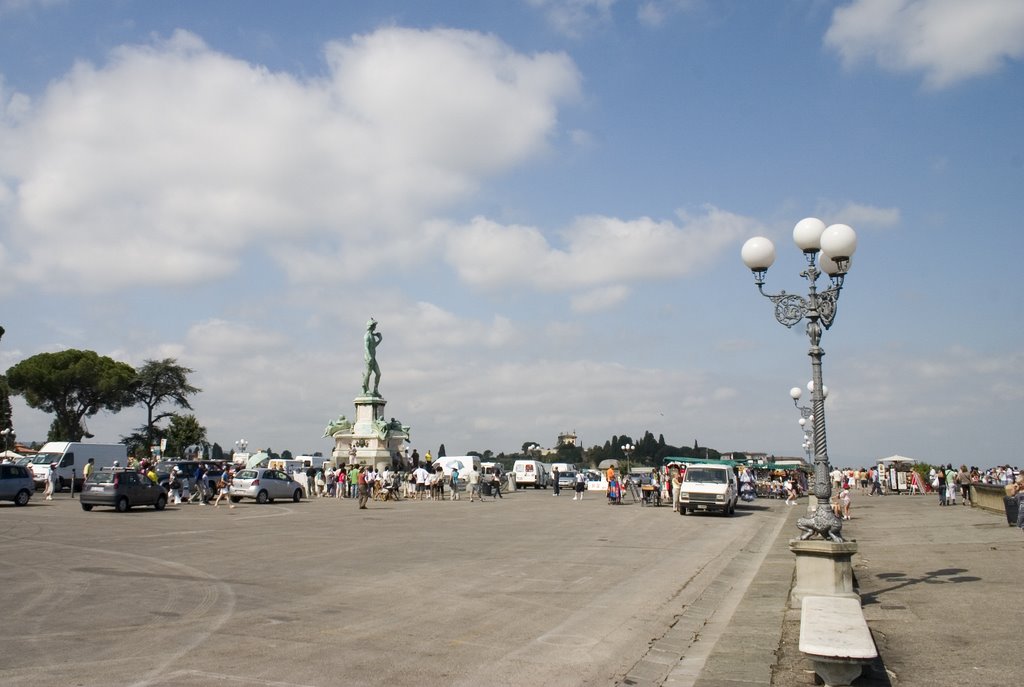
[0,0,1022,469]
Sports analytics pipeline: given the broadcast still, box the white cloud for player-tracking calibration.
[825,0,1024,89]
[443,205,763,293]
[0,28,580,292]
[527,0,617,37]
[571,285,630,312]
[831,202,901,229]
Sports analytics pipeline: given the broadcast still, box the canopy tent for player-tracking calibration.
[597,459,619,469]
[879,455,916,465]
[663,457,739,468]
[246,451,271,469]
[0,450,22,459]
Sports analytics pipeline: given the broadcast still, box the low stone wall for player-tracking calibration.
[971,483,1009,516]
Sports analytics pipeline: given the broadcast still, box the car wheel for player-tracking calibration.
[256,490,269,504]
[81,502,93,511]
[230,496,242,503]
[116,496,130,512]
[293,489,302,502]
[154,495,167,511]
[14,489,30,506]
[678,506,687,516]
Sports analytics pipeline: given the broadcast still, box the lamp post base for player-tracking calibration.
[789,539,859,607]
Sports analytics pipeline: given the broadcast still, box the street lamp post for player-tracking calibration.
[791,383,826,465]
[1,428,11,453]
[742,218,857,542]
[620,443,635,474]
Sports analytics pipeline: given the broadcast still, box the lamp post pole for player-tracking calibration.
[742,218,857,542]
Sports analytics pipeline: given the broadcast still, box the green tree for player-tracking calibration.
[132,359,200,452]
[211,442,224,461]
[6,349,136,441]
[163,414,207,457]
[0,376,15,448]
[282,449,293,461]
[438,443,446,458]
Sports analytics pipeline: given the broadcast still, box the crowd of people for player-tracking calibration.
[298,461,508,507]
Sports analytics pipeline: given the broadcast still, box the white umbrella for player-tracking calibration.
[0,450,21,459]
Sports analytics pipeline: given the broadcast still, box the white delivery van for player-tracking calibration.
[513,459,549,488]
[677,463,738,516]
[28,442,127,492]
[551,462,577,474]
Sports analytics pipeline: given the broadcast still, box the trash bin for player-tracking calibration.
[1004,496,1020,527]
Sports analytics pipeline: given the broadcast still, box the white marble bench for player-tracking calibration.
[799,596,877,687]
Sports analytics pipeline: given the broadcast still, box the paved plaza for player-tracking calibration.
[0,485,1017,687]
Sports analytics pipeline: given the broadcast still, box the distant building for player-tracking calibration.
[557,431,578,447]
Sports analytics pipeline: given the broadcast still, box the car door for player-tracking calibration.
[267,470,289,499]
[0,464,15,499]
[138,473,159,505]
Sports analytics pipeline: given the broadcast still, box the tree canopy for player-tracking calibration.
[133,358,200,451]
[6,349,136,441]
[163,414,207,457]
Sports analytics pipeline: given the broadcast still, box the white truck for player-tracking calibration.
[27,442,127,492]
[676,463,738,516]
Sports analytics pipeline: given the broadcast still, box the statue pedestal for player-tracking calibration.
[328,394,409,470]
[789,539,859,607]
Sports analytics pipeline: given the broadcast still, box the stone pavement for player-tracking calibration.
[630,490,1021,687]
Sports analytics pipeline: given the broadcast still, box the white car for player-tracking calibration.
[229,468,304,504]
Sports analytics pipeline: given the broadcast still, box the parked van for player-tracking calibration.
[513,459,549,488]
[551,462,577,475]
[27,442,127,492]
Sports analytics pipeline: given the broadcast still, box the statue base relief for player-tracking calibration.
[326,394,409,471]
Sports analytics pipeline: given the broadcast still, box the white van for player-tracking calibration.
[551,462,577,474]
[513,459,549,488]
[677,463,738,516]
[28,442,127,492]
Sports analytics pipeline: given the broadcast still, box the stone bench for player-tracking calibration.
[799,596,877,687]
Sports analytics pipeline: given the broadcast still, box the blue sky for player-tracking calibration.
[1,0,1022,468]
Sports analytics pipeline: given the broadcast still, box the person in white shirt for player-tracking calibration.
[413,466,429,500]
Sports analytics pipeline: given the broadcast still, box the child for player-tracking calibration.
[839,486,851,520]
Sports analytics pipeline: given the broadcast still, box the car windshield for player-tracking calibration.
[88,472,117,484]
[562,472,576,478]
[31,453,60,466]
[236,470,258,479]
[684,469,729,484]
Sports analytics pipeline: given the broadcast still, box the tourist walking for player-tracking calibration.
[552,467,560,496]
[573,470,586,500]
[450,467,460,501]
[468,468,480,502]
[956,465,972,506]
[357,467,370,509]
[935,468,947,505]
[945,464,958,505]
[44,462,58,500]
[213,466,235,508]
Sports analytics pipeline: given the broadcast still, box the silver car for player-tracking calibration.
[229,468,304,504]
[0,463,35,506]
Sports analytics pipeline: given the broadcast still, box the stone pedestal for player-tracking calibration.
[326,394,409,470]
[789,539,859,607]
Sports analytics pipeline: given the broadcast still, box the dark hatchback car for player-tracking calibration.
[80,469,167,512]
[0,463,35,506]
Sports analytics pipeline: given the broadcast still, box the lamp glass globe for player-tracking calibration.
[820,224,857,259]
[792,217,826,252]
[741,237,776,271]
[790,387,802,400]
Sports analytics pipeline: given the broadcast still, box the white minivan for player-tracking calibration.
[677,464,738,516]
[513,459,549,488]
